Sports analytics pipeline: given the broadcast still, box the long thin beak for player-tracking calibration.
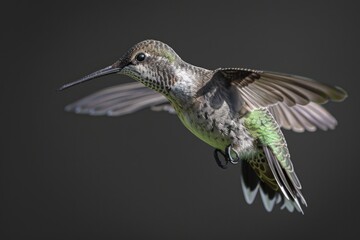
[59,61,121,91]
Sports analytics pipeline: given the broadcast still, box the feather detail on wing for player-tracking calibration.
[65,82,169,116]
[215,69,347,110]
[212,68,347,132]
[268,102,338,132]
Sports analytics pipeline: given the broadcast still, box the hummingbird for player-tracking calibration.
[60,40,347,214]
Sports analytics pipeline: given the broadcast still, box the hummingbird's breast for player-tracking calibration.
[168,66,255,154]
[171,95,255,154]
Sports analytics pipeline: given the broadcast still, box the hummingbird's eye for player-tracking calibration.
[135,53,146,62]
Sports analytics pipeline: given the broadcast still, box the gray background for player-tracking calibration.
[1,1,359,239]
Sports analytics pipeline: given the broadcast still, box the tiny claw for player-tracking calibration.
[226,145,240,164]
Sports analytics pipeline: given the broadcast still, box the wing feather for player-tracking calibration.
[269,102,337,132]
[65,82,169,117]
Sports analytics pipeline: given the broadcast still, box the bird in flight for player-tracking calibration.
[60,40,347,214]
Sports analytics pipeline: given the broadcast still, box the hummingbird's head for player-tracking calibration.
[60,40,183,95]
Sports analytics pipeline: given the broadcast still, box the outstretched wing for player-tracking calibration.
[215,68,347,108]
[65,82,169,116]
[210,68,347,132]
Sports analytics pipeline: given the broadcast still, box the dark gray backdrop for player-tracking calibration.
[1,1,359,239]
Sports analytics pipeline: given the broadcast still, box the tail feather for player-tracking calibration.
[241,179,259,205]
[259,182,277,212]
[240,157,261,204]
[263,146,305,213]
[240,160,304,213]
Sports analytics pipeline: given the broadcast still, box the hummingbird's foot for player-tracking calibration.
[213,145,241,169]
[213,149,228,169]
[226,145,240,164]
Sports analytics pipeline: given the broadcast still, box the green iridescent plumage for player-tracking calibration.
[244,108,290,169]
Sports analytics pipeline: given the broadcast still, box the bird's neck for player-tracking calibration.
[167,63,212,109]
